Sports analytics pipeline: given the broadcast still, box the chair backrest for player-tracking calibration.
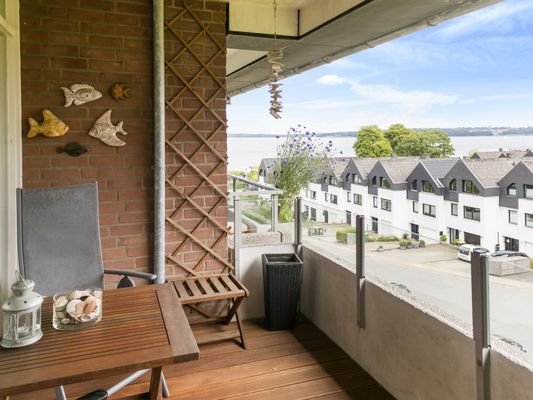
[17,182,104,296]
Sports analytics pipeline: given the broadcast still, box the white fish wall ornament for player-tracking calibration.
[88,109,127,147]
[61,83,102,107]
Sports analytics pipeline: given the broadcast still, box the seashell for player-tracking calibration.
[54,295,69,311]
[82,296,98,314]
[88,109,128,147]
[109,82,131,101]
[66,299,84,319]
[68,289,91,301]
[61,318,71,325]
[27,109,69,138]
[61,83,102,107]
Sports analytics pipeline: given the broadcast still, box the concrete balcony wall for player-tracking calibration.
[300,246,533,400]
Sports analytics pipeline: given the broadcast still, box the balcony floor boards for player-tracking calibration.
[11,319,394,400]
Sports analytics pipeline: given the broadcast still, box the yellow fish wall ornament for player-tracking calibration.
[27,109,69,138]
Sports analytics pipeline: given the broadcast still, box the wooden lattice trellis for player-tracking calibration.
[164,2,229,277]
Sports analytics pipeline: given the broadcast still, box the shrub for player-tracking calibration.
[406,240,413,246]
[530,258,533,269]
[367,236,377,242]
[440,234,447,242]
[419,240,426,247]
[402,233,409,239]
[376,235,399,242]
[399,240,407,247]
[336,227,357,243]
[453,239,465,246]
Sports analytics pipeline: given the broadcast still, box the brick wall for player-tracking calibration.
[20,0,227,280]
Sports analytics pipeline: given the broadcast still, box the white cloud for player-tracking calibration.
[316,74,346,85]
[316,74,458,114]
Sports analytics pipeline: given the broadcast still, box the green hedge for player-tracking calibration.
[336,227,357,243]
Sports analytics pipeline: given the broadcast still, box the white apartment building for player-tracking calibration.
[259,153,533,256]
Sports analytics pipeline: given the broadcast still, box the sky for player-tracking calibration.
[227,0,533,134]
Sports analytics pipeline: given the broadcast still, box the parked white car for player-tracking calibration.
[457,244,489,262]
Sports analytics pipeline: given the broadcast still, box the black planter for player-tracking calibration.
[262,253,303,330]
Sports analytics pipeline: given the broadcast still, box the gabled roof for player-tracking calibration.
[421,158,459,181]
[461,158,516,188]
[471,149,533,159]
[498,160,533,184]
[329,157,350,179]
[353,158,379,180]
[378,158,420,184]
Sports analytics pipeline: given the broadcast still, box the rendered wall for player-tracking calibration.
[19,0,226,280]
[300,246,533,400]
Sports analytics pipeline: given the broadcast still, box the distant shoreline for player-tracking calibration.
[229,129,533,138]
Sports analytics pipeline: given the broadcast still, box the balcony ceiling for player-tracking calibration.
[224,0,502,96]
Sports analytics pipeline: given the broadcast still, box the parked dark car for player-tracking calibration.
[490,250,529,258]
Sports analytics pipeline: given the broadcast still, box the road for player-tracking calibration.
[303,234,533,356]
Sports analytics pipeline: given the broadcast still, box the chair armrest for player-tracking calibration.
[76,389,108,400]
[104,269,158,287]
[104,269,157,281]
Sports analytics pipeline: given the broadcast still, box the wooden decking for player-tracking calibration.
[12,319,394,399]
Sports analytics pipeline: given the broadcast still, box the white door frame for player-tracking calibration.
[0,0,22,303]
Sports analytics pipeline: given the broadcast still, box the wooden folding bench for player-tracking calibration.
[172,273,249,349]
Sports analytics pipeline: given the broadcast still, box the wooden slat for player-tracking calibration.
[197,278,215,296]
[174,280,192,300]
[208,276,227,294]
[220,274,241,293]
[185,279,203,298]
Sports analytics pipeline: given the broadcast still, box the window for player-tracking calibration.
[379,177,390,189]
[352,174,361,184]
[462,180,480,194]
[411,180,418,191]
[347,192,351,202]
[422,180,435,193]
[330,194,338,204]
[422,204,436,217]
[464,206,481,221]
[451,203,458,216]
[449,179,457,191]
[381,199,391,211]
[323,176,327,183]
[329,176,335,185]
[305,189,309,198]
[509,210,517,225]
[373,196,378,208]
[345,173,350,182]
[526,185,533,199]
[371,176,377,186]
[526,213,533,228]
[324,192,328,202]
[310,208,316,221]
[412,201,418,213]
[507,183,517,196]
[353,193,362,205]
[310,190,316,200]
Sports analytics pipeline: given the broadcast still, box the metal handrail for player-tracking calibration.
[228,174,280,191]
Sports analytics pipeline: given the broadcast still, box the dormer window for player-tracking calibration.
[449,179,457,191]
[422,180,435,193]
[345,173,350,182]
[526,184,533,199]
[352,174,361,184]
[462,180,480,194]
[371,176,377,186]
[411,180,418,191]
[379,177,390,189]
[329,176,334,185]
[323,176,328,183]
[507,183,517,197]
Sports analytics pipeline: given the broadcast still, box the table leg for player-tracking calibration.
[149,367,163,400]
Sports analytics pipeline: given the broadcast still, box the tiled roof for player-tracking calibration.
[353,158,379,179]
[472,149,532,159]
[462,158,516,188]
[421,158,459,180]
[379,157,420,184]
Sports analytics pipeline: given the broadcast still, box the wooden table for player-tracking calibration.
[0,283,199,400]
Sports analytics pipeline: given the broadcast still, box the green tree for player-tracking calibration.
[353,125,392,158]
[395,129,454,158]
[384,123,414,150]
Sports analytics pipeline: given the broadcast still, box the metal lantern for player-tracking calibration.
[1,276,43,348]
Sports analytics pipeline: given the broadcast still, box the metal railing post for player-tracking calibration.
[232,176,237,193]
[233,196,242,279]
[294,197,302,247]
[271,193,278,232]
[471,251,491,400]
[355,215,366,329]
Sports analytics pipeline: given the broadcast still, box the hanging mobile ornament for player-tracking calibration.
[267,0,284,119]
